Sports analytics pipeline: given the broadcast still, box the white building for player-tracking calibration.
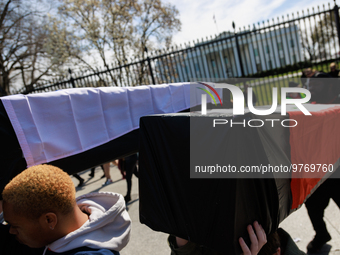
[156,23,302,82]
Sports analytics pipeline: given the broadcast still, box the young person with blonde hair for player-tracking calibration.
[1,164,131,255]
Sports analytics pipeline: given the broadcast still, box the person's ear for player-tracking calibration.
[40,212,58,230]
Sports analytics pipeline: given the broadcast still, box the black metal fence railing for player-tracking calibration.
[16,2,340,105]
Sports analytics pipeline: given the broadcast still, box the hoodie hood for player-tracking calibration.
[46,192,131,253]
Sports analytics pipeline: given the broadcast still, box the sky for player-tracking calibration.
[166,0,335,45]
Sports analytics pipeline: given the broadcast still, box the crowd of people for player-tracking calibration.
[0,62,340,255]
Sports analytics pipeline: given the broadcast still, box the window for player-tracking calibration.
[290,39,294,48]
[184,65,188,74]
[268,60,273,69]
[280,57,285,66]
[224,57,229,65]
[266,45,270,54]
[254,48,259,57]
[292,54,297,63]
[277,42,283,51]
[194,63,200,73]
[256,63,262,72]
[211,60,218,78]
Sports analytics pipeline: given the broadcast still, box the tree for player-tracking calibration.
[0,0,72,95]
[301,11,338,61]
[54,0,181,86]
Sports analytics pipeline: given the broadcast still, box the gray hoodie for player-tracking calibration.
[43,192,131,255]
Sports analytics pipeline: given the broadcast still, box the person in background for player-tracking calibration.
[89,165,105,178]
[309,72,340,104]
[0,164,131,255]
[286,82,302,99]
[258,228,305,255]
[301,68,316,89]
[328,62,339,78]
[72,173,84,187]
[102,162,113,186]
[115,154,139,203]
[243,83,257,107]
[305,73,340,253]
[168,221,267,255]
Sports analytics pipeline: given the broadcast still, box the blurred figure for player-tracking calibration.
[102,162,113,186]
[72,173,84,187]
[243,83,257,107]
[305,177,340,253]
[258,228,305,255]
[305,73,340,253]
[309,72,340,104]
[169,221,267,255]
[286,82,302,99]
[117,154,139,203]
[301,68,316,89]
[328,62,339,77]
[89,165,105,178]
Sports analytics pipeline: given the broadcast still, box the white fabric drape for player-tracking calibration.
[2,83,215,167]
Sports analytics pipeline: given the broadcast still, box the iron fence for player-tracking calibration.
[16,2,340,106]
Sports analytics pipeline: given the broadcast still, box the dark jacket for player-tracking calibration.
[277,228,305,255]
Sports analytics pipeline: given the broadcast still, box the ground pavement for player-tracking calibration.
[72,165,340,255]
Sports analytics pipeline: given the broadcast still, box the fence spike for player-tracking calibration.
[323,4,325,10]
[312,7,314,13]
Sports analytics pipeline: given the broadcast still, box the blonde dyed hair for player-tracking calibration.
[2,164,76,219]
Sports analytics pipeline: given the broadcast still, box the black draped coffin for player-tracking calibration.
[138,109,340,254]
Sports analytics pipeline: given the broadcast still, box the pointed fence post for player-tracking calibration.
[333,3,340,51]
[233,21,245,77]
[68,68,76,88]
[145,47,156,85]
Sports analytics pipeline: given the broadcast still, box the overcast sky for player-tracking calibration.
[166,0,335,45]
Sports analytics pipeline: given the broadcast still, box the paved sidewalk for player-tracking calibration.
[72,165,340,255]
